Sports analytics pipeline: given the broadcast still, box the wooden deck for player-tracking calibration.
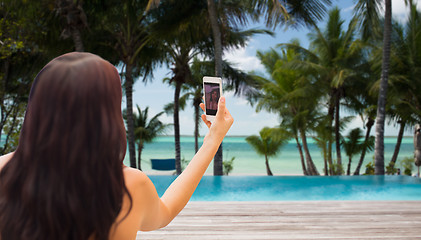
[138,201,421,240]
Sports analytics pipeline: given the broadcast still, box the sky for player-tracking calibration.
[126,0,421,137]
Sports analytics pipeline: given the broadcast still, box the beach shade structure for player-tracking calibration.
[415,125,421,177]
[151,158,176,171]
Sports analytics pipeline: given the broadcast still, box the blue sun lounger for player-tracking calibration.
[150,158,176,171]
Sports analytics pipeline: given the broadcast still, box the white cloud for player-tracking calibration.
[223,91,249,106]
[228,112,279,136]
[390,0,421,23]
[234,98,249,106]
[343,4,356,13]
[224,47,265,73]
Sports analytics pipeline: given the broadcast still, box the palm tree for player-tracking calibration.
[131,105,169,170]
[99,0,159,168]
[207,0,332,175]
[279,8,367,174]
[163,77,200,153]
[373,0,392,175]
[385,6,421,168]
[353,106,377,175]
[206,0,256,176]
[246,127,288,175]
[55,0,88,52]
[313,117,334,175]
[151,0,212,174]
[343,59,378,176]
[354,0,392,175]
[254,44,321,175]
[342,128,374,175]
[309,8,364,173]
[152,0,269,174]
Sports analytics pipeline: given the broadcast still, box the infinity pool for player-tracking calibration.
[149,175,421,201]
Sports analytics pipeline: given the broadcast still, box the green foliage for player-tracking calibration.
[342,128,364,158]
[246,127,289,175]
[124,105,169,144]
[223,157,235,176]
[364,161,375,175]
[0,1,51,155]
[1,103,25,153]
[246,127,289,157]
[124,105,169,169]
[2,0,421,178]
[399,157,414,176]
[385,162,398,175]
[331,162,344,175]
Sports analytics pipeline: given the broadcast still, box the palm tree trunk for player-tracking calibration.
[265,155,273,176]
[300,128,319,175]
[327,91,335,175]
[294,134,308,175]
[206,0,222,76]
[194,97,201,153]
[323,144,329,176]
[137,142,144,171]
[71,28,84,52]
[389,120,405,166]
[335,91,342,173]
[57,0,85,52]
[327,140,334,175]
[374,0,392,175]
[207,0,223,176]
[125,63,137,168]
[214,145,223,175]
[174,81,182,174]
[347,156,352,175]
[354,118,374,175]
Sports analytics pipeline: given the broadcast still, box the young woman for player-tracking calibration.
[0,52,233,240]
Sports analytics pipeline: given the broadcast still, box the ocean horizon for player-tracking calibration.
[123,135,416,175]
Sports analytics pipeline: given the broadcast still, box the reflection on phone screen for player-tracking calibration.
[204,82,220,116]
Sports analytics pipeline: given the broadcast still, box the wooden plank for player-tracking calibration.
[138,201,421,240]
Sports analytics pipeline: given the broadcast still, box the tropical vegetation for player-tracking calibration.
[124,105,169,170]
[246,127,289,175]
[248,3,421,175]
[1,0,420,175]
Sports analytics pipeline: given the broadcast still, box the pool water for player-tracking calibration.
[149,175,421,201]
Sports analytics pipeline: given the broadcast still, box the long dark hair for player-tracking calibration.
[0,52,130,240]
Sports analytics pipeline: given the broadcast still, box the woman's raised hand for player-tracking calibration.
[200,96,234,142]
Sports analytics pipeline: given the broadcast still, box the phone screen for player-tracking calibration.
[204,82,220,116]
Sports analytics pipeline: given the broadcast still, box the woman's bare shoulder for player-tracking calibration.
[0,152,14,171]
[123,166,153,190]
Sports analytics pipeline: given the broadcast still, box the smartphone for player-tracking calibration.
[203,76,222,122]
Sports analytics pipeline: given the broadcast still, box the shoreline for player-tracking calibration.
[144,171,305,176]
[158,134,412,138]
[144,171,420,177]
[130,135,416,177]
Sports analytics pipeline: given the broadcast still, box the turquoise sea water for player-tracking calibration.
[123,136,416,175]
[149,175,421,201]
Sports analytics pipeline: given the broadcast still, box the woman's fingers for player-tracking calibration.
[199,102,211,128]
[199,102,205,112]
[201,114,211,128]
[216,97,233,123]
[200,96,233,132]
